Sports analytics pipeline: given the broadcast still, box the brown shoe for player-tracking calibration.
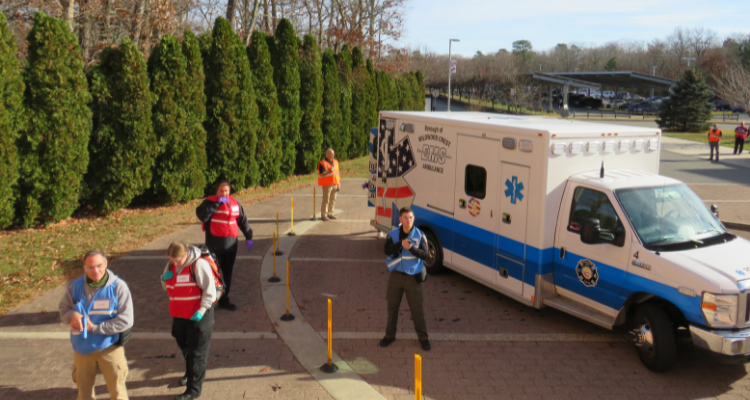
[322,217,329,222]
[328,215,338,220]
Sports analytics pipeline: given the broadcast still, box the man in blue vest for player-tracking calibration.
[380,207,431,351]
[59,249,134,400]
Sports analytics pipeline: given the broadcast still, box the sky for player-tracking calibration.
[395,0,750,57]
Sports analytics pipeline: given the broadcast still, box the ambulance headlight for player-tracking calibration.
[701,293,738,328]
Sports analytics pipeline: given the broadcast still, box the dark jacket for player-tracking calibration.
[196,197,253,254]
[384,226,429,260]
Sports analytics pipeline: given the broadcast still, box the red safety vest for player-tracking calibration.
[318,159,340,187]
[166,264,202,319]
[204,196,240,237]
[709,129,722,142]
[735,127,748,140]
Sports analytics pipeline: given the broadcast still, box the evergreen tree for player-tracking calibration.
[271,19,300,178]
[415,70,426,111]
[182,30,208,199]
[296,34,324,174]
[365,59,379,139]
[376,70,389,112]
[0,11,23,228]
[656,69,713,132]
[350,47,369,157]
[247,30,283,186]
[604,57,618,71]
[197,31,212,74]
[86,38,156,213]
[337,45,352,160]
[204,17,259,189]
[18,12,91,226]
[321,49,342,153]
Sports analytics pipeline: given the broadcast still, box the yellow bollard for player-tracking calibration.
[320,298,338,373]
[280,260,295,321]
[275,212,282,256]
[268,233,280,283]
[288,197,296,236]
[312,187,317,221]
[415,354,422,400]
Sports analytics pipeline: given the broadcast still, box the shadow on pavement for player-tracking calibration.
[0,311,60,328]
[0,386,77,400]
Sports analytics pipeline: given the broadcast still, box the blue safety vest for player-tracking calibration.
[386,227,424,275]
[69,276,120,355]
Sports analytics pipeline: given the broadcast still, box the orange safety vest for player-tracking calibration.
[166,264,203,319]
[709,129,722,142]
[318,159,340,187]
[203,195,240,237]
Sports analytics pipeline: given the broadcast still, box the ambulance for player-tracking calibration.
[367,111,750,371]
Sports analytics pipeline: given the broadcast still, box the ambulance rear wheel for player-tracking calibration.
[423,230,444,275]
[633,304,677,372]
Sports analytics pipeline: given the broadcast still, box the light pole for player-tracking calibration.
[682,57,696,68]
[447,38,460,112]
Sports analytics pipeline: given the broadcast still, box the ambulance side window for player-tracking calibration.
[465,165,487,199]
[568,187,619,233]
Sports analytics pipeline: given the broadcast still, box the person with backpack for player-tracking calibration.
[161,242,221,400]
[59,249,133,400]
[195,181,253,311]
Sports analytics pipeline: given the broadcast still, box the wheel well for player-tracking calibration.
[418,225,443,252]
[615,292,689,328]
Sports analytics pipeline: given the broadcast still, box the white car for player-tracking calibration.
[602,91,615,99]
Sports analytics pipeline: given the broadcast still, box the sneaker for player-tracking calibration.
[322,217,330,222]
[174,392,199,400]
[420,340,431,351]
[328,215,338,220]
[379,337,395,348]
[178,375,188,386]
[218,302,237,311]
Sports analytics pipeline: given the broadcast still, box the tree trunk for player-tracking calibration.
[131,0,147,47]
[227,0,238,30]
[263,0,271,33]
[61,0,75,31]
[270,0,277,31]
[244,0,262,46]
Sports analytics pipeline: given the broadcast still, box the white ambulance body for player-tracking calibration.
[368,111,750,371]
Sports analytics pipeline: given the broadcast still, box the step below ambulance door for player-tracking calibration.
[453,134,500,285]
[495,163,530,296]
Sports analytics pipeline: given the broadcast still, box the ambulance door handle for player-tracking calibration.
[560,247,566,259]
[491,210,493,218]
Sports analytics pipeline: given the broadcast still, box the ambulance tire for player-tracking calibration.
[422,230,445,275]
[633,304,677,372]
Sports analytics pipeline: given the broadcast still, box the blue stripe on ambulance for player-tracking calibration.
[411,204,706,326]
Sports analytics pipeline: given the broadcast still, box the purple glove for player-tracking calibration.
[245,240,253,251]
[217,197,229,204]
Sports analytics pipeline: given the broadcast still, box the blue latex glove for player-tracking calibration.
[245,240,253,251]
[217,197,229,204]
[190,311,203,321]
[162,271,174,281]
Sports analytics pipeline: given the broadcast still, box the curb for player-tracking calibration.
[723,221,750,232]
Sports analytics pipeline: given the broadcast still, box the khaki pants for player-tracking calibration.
[321,185,338,218]
[72,345,129,400]
[385,271,428,342]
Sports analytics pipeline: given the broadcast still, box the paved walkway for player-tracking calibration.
[3,164,750,399]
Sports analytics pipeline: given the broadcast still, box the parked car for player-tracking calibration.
[734,103,746,113]
[711,100,732,112]
[616,91,631,100]
[629,102,661,115]
[602,91,616,99]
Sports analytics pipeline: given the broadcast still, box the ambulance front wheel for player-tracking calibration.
[633,303,677,372]
[423,229,445,275]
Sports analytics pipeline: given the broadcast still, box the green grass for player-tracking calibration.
[0,156,369,314]
[662,132,736,148]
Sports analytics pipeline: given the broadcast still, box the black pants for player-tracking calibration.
[172,306,215,396]
[214,250,237,305]
[385,271,428,342]
[735,138,745,154]
[710,142,720,161]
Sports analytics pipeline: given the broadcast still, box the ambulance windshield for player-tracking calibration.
[615,184,729,250]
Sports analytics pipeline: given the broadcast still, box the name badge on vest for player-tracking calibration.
[93,300,110,309]
[176,274,190,283]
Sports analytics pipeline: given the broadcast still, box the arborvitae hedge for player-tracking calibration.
[296,34,324,174]
[365,59,379,139]
[247,30,282,186]
[181,30,208,200]
[337,45,352,160]
[0,11,23,229]
[204,17,259,190]
[18,12,91,226]
[415,70,426,110]
[86,38,156,213]
[350,47,369,157]
[147,34,203,206]
[271,19,300,178]
[321,49,342,154]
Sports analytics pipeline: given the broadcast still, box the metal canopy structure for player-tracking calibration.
[546,71,677,92]
[529,72,601,89]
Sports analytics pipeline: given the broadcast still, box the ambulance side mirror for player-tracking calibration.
[710,204,719,218]
[580,219,601,245]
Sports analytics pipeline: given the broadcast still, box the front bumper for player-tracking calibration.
[690,325,750,363]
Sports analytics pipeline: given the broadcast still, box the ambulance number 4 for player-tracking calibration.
[421,145,447,164]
